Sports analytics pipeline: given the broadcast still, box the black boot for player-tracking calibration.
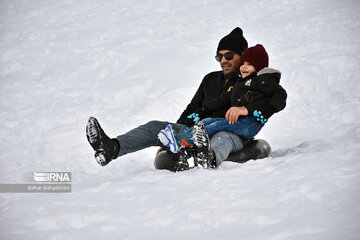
[192,121,216,169]
[177,145,213,171]
[86,117,120,166]
[176,147,194,171]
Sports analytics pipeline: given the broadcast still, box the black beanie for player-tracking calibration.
[217,27,248,55]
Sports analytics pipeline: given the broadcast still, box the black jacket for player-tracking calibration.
[203,68,287,119]
[177,71,238,124]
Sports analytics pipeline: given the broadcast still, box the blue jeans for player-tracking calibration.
[176,116,263,144]
[115,120,244,165]
[203,116,263,140]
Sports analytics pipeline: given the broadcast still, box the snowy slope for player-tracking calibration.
[1,0,360,239]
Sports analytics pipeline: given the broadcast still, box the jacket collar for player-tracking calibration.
[224,71,240,80]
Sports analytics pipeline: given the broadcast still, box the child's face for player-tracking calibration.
[240,61,256,78]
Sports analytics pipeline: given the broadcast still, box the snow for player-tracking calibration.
[1,0,360,239]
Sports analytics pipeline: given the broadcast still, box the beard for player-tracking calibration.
[222,63,239,77]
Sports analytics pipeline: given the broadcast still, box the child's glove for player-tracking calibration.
[253,110,268,124]
[185,108,207,126]
[253,106,276,124]
[185,113,200,126]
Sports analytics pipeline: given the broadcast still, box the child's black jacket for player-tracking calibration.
[203,67,287,119]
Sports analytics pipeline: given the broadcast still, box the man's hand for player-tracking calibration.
[225,106,248,124]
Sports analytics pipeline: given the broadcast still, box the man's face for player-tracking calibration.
[217,50,241,75]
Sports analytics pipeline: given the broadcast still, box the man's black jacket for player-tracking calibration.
[177,71,237,124]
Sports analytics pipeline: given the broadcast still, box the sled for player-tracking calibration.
[154,139,271,171]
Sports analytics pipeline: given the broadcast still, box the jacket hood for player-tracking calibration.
[257,67,281,83]
[257,67,281,76]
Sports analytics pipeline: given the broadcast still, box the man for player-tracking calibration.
[86,27,248,169]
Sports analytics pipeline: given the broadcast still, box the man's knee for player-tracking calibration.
[211,131,243,151]
[147,120,164,125]
[211,131,237,143]
[144,120,168,129]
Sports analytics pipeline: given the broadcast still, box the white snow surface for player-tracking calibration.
[1,0,360,239]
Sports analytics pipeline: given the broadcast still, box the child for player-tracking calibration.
[159,44,287,155]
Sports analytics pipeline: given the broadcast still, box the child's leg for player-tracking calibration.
[204,116,264,140]
[175,126,194,146]
[200,117,224,126]
[235,116,264,139]
[174,118,223,146]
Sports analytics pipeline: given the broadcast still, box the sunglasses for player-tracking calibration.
[215,52,235,62]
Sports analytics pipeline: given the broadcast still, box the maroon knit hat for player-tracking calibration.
[239,44,269,71]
